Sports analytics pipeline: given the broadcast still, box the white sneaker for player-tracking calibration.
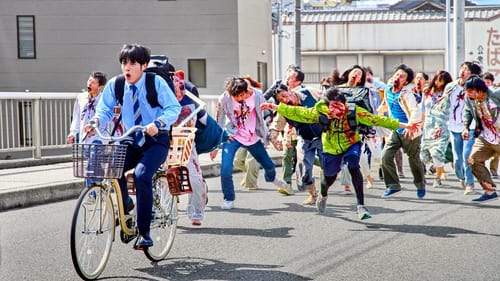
[278,183,294,195]
[273,178,289,190]
[220,200,234,210]
[357,205,372,220]
[464,185,479,195]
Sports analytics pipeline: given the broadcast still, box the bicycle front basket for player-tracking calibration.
[72,143,127,179]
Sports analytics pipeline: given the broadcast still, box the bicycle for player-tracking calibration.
[70,123,198,280]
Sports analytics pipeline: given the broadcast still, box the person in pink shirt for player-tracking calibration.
[210,77,288,209]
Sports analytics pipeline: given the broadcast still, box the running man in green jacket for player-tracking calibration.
[261,87,419,219]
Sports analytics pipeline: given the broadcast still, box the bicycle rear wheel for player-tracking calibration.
[145,175,178,261]
[70,184,115,280]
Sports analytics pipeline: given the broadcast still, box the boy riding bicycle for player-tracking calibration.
[85,44,181,249]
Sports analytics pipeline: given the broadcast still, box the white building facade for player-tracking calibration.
[280,3,500,84]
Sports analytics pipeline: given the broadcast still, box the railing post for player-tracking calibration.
[33,98,42,159]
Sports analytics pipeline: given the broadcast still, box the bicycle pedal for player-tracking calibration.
[120,230,137,244]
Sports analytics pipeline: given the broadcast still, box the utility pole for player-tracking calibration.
[295,0,301,67]
[453,0,465,77]
[277,0,283,79]
[445,0,451,73]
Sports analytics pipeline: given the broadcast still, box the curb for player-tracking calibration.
[0,155,282,212]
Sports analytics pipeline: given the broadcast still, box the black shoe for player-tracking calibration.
[134,233,153,250]
[124,198,135,215]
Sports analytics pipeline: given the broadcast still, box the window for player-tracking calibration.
[188,59,207,88]
[17,15,36,59]
[257,62,268,91]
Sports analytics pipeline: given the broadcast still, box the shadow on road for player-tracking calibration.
[339,216,500,238]
[177,225,294,238]
[136,257,313,281]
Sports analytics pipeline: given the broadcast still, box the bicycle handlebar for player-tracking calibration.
[83,90,205,142]
[88,121,146,143]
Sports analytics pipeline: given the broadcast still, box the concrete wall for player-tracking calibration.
[0,0,273,95]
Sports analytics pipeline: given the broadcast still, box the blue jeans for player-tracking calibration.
[450,130,475,186]
[295,137,323,189]
[221,139,276,201]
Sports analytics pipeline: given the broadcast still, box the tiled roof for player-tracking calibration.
[285,8,500,23]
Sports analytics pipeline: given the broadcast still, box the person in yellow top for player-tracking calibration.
[261,87,418,220]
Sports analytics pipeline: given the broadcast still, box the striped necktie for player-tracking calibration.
[131,84,145,146]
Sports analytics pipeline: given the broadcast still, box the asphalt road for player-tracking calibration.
[1,171,499,281]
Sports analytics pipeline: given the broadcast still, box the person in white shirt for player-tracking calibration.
[67,71,114,144]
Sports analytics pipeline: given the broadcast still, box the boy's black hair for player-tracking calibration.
[417,72,429,81]
[462,61,482,76]
[119,44,151,65]
[483,72,495,82]
[324,87,346,104]
[464,74,488,93]
[287,64,305,82]
[91,71,107,86]
[395,64,414,84]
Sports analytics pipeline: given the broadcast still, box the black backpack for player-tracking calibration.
[336,86,376,136]
[114,55,176,108]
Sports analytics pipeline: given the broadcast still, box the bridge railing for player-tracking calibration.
[0,92,219,160]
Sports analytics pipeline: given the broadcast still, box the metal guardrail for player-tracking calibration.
[0,92,219,160]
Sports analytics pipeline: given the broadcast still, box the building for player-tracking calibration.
[280,0,500,84]
[0,0,273,95]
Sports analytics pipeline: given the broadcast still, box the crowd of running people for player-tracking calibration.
[68,43,500,249]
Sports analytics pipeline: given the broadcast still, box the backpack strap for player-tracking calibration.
[113,73,162,109]
[145,72,162,109]
[346,103,358,132]
[114,75,125,105]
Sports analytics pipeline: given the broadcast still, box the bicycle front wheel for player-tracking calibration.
[145,175,178,261]
[70,184,115,280]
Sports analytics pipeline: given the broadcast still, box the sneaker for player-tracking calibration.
[134,233,153,250]
[302,184,317,205]
[273,178,291,193]
[302,194,317,205]
[417,189,426,199]
[221,200,234,210]
[381,189,401,198]
[432,178,442,188]
[472,192,498,203]
[357,205,372,220]
[315,195,328,214]
[191,220,202,226]
[343,185,353,195]
[460,180,466,189]
[247,186,259,190]
[464,185,478,195]
[278,182,294,196]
